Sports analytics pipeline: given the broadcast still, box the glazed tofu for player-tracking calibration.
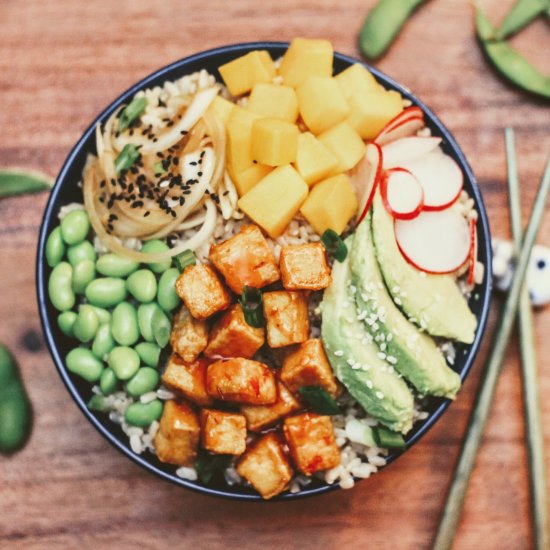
[281,338,339,397]
[236,432,293,499]
[175,264,231,320]
[204,304,265,359]
[162,354,213,407]
[283,413,340,475]
[209,225,280,294]
[154,400,200,466]
[241,382,302,432]
[206,358,277,405]
[263,290,309,348]
[200,408,247,455]
[170,305,208,363]
[279,243,332,291]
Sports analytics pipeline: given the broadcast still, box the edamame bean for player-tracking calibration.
[111,302,139,346]
[88,394,109,412]
[96,253,139,277]
[127,269,157,303]
[137,303,160,342]
[108,346,140,380]
[100,368,118,395]
[45,227,65,268]
[157,268,180,312]
[85,277,127,308]
[92,323,115,359]
[48,262,75,311]
[140,240,171,273]
[91,306,111,324]
[66,347,104,382]
[73,305,99,343]
[67,240,96,266]
[124,399,163,427]
[152,307,171,348]
[60,210,90,245]
[72,259,96,294]
[57,311,77,337]
[124,367,160,398]
[135,342,161,368]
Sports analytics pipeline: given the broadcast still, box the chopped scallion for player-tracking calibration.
[239,285,264,328]
[118,97,148,131]
[195,452,232,484]
[153,161,166,176]
[298,386,341,415]
[115,144,141,174]
[321,229,348,262]
[373,427,407,450]
[173,249,196,272]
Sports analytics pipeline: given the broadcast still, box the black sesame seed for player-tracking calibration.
[537,259,547,269]
[197,171,203,177]
[143,211,150,217]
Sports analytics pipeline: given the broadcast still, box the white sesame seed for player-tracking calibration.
[346,358,355,366]
[380,343,387,351]
[367,380,373,389]
[377,352,386,360]
[334,350,344,357]
[386,333,393,342]
[376,391,384,399]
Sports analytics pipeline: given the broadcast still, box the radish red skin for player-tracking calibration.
[357,143,383,224]
[380,168,424,220]
[374,106,425,146]
[467,217,478,286]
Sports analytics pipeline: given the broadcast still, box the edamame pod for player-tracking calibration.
[140,240,171,273]
[60,210,90,245]
[100,368,118,395]
[66,348,104,382]
[124,367,160,397]
[111,302,140,346]
[497,0,547,39]
[85,277,127,308]
[67,241,96,266]
[152,307,171,348]
[48,262,75,311]
[92,323,115,359]
[124,399,163,427]
[127,269,157,303]
[45,227,66,268]
[135,342,161,368]
[96,253,139,278]
[58,311,77,337]
[137,303,160,342]
[157,268,180,312]
[72,259,96,294]
[73,305,100,343]
[108,346,140,380]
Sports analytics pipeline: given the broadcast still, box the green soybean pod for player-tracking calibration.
[96,253,139,278]
[100,367,118,395]
[140,240,171,273]
[60,209,90,245]
[111,302,140,346]
[67,240,96,266]
[124,367,160,397]
[72,259,96,294]
[45,227,66,268]
[48,262,75,312]
[152,307,171,348]
[125,399,163,427]
[92,323,115,359]
[127,269,157,303]
[135,342,161,368]
[57,311,77,337]
[137,303,159,342]
[85,277,127,308]
[157,268,180,312]
[91,306,111,325]
[108,346,140,380]
[73,305,100,343]
[66,347,104,383]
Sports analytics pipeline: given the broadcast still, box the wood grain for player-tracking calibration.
[1,0,549,548]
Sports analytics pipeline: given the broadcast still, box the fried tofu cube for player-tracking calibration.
[247,83,299,122]
[175,264,231,320]
[228,162,273,197]
[280,38,333,88]
[200,409,247,455]
[293,132,338,186]
[263,291,309,348]
[281,339,339,397]
[236,432,294,499]
[334,63,379,100]
[318,121,366,176]
[283,413,340,475]
[169,306,208,363]
[209,225,280,294]
[205,304,265,359]
[162,354,213,407]
[154,400,200,466]
[251,118,299,167]
[241,382,302,432]
[206,358,277,405]
[219,50,276,97]
[279,243,331,291]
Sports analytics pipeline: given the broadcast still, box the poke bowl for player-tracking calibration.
[36,41,492,501]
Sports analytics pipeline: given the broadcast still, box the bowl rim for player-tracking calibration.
[36,40,493,501]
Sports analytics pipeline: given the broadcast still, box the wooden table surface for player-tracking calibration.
[1,0,549,548]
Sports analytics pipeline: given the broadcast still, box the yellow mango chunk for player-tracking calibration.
[346,90,403,139]
[280,38,333,88]
[334,63,379,100]
[219,50,276,96]
[248,83,299,122]
[238,165,309,237]
[318,121,366,175]
[228,163,273,197]
[251,118,299,167]
[296,77,349,135]
[226,106,261,173]
[208,96,235,125]
[300,174,358,235]
[293,132,338,186]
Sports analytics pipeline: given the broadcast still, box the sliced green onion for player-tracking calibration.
[239,285,264,328]
[373,427,407,450]
[321,229,348,262]
[298,386,341,415]
[173,249,196,272]
[115,144,141,174]
[153,161,166,177]
[118,97,148,131]
[196,452,232,484]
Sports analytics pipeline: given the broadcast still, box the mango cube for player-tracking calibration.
[251,118,299,167]
[318,121,366,175]
[296,77,349,135]
[334,63,379,100]
[226,106,261,173]
[208,96,235,125]
[229,163,273,197]
[300,174,358,235]
[293,132,338,186]
[280,38,333,88]
[218,50,276,96]
[248,83,299,122]
[346,90,403,139]
[238,165,309,237]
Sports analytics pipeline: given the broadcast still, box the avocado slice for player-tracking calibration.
[371,193,477,344]
[321,239,414,434]
[350,217,461,399]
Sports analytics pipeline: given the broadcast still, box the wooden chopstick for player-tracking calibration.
[505,127,549,550]
[432,144,550,550]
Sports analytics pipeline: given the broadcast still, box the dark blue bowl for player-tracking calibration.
[36,42,493,501]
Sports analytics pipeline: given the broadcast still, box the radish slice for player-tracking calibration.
[394,209,471,274]
[382,137,442,169]
[351,143,383,224]
[402,150,463,210]
[375,107,425,146]
[381,168,424,220]
[467,218,478,286]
